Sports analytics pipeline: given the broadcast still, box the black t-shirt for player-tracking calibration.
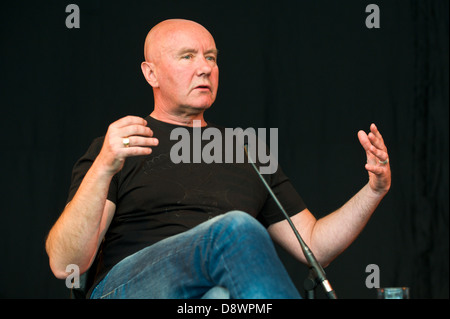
[66,116,307,293]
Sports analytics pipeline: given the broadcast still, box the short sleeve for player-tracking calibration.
[257,165,307,227]
[66,137,118,205]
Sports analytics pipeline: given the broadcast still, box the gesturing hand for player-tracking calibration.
[357,123,391,195]
[97,116,159,175]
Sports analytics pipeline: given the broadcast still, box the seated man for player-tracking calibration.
[45,19,391,299]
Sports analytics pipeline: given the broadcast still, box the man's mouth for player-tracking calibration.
[194,84,211,91]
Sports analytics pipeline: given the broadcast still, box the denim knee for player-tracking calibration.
[215,210,271,243]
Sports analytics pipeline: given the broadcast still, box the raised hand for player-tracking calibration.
[357,123,391,195]
[97,116,159,175]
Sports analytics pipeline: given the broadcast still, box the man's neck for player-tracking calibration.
[150,108,207,127]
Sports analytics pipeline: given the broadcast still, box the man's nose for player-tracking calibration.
[196,57,213,76]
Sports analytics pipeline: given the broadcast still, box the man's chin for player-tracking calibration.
[184,102,213,112]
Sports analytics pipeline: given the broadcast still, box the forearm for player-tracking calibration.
[270,124,391,267]
[45,159,113,278]
[310,183,386,266]
[46,116,155,278]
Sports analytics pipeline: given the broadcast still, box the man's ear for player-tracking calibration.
[141,61,159,87]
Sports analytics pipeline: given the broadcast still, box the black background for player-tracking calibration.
[0,0,448,299]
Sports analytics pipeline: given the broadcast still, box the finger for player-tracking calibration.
[369,123,385,146]
[118,137,156,154]
[121,146,153,157]
[368,144,389,163]
[368,133,386,152]
[125,136,159,148]
[359,130,385,165]
[370,123,382,139]
[367,124,389,162]
[358,130,376,162]
[365,163,387,175]
[357,130,371,152]
[120,124,153,138]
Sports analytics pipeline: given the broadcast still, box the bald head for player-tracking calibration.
[143,19,215,63]
[140,19,219,124]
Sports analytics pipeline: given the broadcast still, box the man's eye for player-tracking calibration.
[182,54,193,59]
[206,56,216,62]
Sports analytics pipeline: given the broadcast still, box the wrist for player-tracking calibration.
[90,156,119,180]
[366,182,389,200]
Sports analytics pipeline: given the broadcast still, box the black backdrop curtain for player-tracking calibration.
[0,0,448,299]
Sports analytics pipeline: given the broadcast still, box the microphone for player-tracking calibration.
[244,144,337,299]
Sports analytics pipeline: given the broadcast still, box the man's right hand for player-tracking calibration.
[96,116,159,175]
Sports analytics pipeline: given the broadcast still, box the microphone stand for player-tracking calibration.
[244,145,337,299]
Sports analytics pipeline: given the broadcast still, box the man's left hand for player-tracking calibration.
[357,123,391,195]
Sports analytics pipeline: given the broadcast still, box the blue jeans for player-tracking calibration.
[90,211,301,299]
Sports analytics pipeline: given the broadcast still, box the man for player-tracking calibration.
[45,19,391,299]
